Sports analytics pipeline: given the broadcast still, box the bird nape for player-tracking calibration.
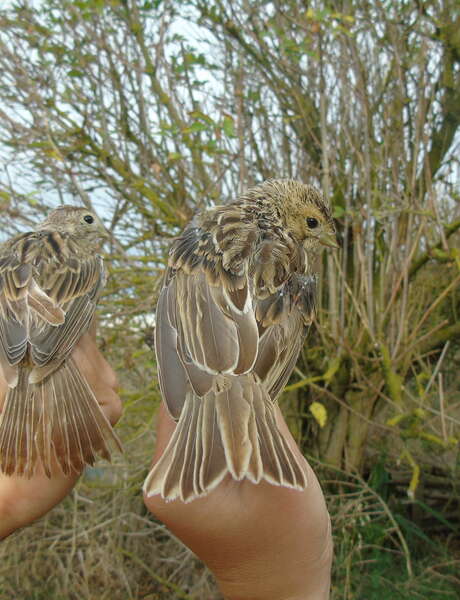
[144,179,338,502]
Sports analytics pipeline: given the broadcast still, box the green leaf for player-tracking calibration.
[167,152,183,161]
[323,356,341,382]
[67,69,85,77]
[414,500,457,532]
[184,121,208,134]
[189,110,214,125]
[333,205,345,218]
[309,402,327,428]
[222,115,235,137]
[394,514,438,548]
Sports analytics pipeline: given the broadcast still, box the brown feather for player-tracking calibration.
[144,374,306,502]
[28,281,65,325]
[175,271,239,373]
[0,359,122,477]
[146,179,337,502]
[0,207,121,476]
[154,283,188,419]
[198,394,228,493]
[209,284,259,375]
[214,378,252,479]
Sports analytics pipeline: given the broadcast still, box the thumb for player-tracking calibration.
[151,403,176,465]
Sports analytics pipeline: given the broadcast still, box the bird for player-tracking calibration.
[0,206,122,477]
[144,179,338,502]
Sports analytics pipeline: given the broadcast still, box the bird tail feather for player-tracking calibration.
[0,358,122,477]
[143,375,307,502]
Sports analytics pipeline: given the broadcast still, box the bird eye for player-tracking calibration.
[306,217,318,229]
[83,214,94,224]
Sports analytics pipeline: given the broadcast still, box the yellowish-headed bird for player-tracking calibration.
[144,179,338,502]
[0,206,122,477]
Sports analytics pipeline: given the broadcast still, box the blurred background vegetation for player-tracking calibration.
[0,0,459,598]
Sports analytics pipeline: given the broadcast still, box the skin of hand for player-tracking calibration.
[0,332,121,539]
[145,404,333,600]
[0,328,332,598]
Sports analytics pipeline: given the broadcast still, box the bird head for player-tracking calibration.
[37,206,110,247]
[255,179,338,251]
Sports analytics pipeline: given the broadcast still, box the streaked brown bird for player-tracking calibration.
[144,179,338,502]
[0,206,122,477]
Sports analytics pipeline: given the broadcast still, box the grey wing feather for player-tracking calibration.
[254,275,314,399]
[29,255,105,381]
[154,278,188,419]
[0,234,104,381]
[155,266,260,417]
[156,266,309,410]
[175,270,240,374]
[255,315,306,399]
[0,248,29,383]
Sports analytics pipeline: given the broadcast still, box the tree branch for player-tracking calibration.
[409,218,460,278]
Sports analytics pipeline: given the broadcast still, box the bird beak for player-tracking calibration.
[315,231,339,249]
[99,227,111,241]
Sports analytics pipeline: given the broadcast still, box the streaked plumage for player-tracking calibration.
[0,206,122,477]
[144,179,337,502]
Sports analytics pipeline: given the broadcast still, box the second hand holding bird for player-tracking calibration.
[0,331,122,539]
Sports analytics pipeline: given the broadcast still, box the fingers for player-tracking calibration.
[0,467,80,540]
[144,404,333,600]
[0,364,7,413]
[0,330,122,540]
[72,333,122,426]
[151,403,176,462]
[73,332,119,392]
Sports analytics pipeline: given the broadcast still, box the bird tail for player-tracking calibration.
[143,374,307,502]
[0,358,122,477]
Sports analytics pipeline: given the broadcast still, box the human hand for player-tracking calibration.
[0,332,122,539]
[145,404,332,600]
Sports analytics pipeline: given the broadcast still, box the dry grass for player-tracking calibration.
[0,430,219,600]
[1,331,458,600]
[2,442,458,600]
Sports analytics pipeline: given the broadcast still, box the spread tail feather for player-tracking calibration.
[0,358,122,477]
[143,375,307,502]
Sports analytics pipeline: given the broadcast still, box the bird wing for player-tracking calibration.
[253,274,316,399]
[253,314,306,400]
[0,237,32,385]
[156,221,316,418]
[155,215,259,419]
[0,231,105,385]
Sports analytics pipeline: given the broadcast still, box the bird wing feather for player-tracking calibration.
[254,274,316,399]
[0,232,105,385]
[154,278,188,419]
[156,219,316,418]
[29,254,105,381]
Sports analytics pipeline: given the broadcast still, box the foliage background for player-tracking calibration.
[0,0,459,598]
